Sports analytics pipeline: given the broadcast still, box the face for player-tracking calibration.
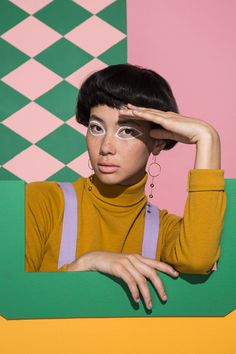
[86,105,162,186]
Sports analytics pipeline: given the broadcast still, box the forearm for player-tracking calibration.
[160,170,226,274]
[194,129,221,169]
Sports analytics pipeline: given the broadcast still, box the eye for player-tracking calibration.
[88,121,105,136]
[115,126,143,140]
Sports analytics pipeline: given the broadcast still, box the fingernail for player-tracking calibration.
[135,297,140,303]
[147,301,152,310]
[119,106,128,111]
[128,103,140,108]
[162,294,167,301]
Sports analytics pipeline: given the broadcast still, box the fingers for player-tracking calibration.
[122,257,155,309]
[111,254,179,310]
[111,262,141,304]
[134,254,179,278]
[83,251,179,310]
[127,255,167,305]
[119,104,173,130]
[122,103,171,117]
[128,255,179,304]
[111,259,153,309]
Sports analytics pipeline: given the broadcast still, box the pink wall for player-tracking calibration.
[127,0,236,215]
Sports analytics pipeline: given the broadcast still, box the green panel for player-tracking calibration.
[0,0,28,35]
[35,81,78,121]
[0,168,20,181]
[0,179,235,319]
[97,0,127,33]
[0,124,31,165]
[35,38,93,78]
[47,167,80,182]
[0,82,30,121]
[98,38,127,65]
[0,39,29,78]
[36,124,87,164]
[34,0,92,35]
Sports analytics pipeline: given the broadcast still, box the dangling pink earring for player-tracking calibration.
[148,155,161,198]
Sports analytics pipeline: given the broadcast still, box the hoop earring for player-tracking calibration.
[88,159,93,170]
[148,155,161,198]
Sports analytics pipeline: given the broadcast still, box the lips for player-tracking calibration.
[97,162,119,173]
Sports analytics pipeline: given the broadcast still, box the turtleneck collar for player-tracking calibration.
[86,173,148,207]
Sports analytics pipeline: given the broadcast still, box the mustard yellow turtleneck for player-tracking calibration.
[25,169,226,274]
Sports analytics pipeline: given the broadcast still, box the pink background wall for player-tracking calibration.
[127,0,236,215]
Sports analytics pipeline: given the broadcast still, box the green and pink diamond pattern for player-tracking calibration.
[0,0,127,182]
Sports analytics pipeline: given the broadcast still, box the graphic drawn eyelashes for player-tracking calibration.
[115,127,143,140]
[88,120,143,140]
[88,120,105,136]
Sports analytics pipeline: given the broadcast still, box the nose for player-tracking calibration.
[99,133,116,156]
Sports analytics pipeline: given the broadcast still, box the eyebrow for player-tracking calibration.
[89,114,141,127]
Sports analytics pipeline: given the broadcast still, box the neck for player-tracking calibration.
[86,173,148,207]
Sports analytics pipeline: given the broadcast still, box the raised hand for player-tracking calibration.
[120,104,221,169]
[67,251,179,310]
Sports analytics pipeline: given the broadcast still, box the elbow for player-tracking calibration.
[174,254,219,275]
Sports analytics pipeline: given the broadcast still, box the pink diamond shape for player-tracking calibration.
[10,0,53,15]
[65,16,126,57]
[3,145,64,182]
[73,0,116,14]
[2,17,61,57]
[67,151,91,177]
[66,58,107,88]
[66,116,87,135]
[2,59,62,100]
[2,102,63,143]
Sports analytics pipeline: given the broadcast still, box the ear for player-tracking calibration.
[151,139,166,156]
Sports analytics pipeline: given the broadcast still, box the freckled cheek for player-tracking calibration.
[86,135,101,156]
[118,140,150,162]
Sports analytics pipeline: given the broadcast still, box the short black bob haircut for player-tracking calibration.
[76,63,179,150]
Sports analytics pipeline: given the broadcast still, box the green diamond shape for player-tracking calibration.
[0,82,30,121]
[35,38,93,78]
[0,167,20,181]
[97,0,127,34]
[98,38,127,65]
[36,124,87,164]
[47,167,81,182]
[0,0,28,35]
[34,0,92,35]
[0,124,31,165]
[35,81,78,121]
[0,39,29,78]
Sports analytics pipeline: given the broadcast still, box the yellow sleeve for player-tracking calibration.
[25,181,63,272]
[159,169,226,274]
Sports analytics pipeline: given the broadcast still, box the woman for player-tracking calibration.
[25,64,226,310]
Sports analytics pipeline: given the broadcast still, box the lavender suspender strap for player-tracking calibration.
[57,182,78,269]
[57,183,159,267]
[142,203,159,259]
[141,204,217,269]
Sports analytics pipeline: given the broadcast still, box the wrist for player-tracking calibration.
[67,252,93,272]
[196,125,220,145]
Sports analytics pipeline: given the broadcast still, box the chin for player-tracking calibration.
[97,173,122,185]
